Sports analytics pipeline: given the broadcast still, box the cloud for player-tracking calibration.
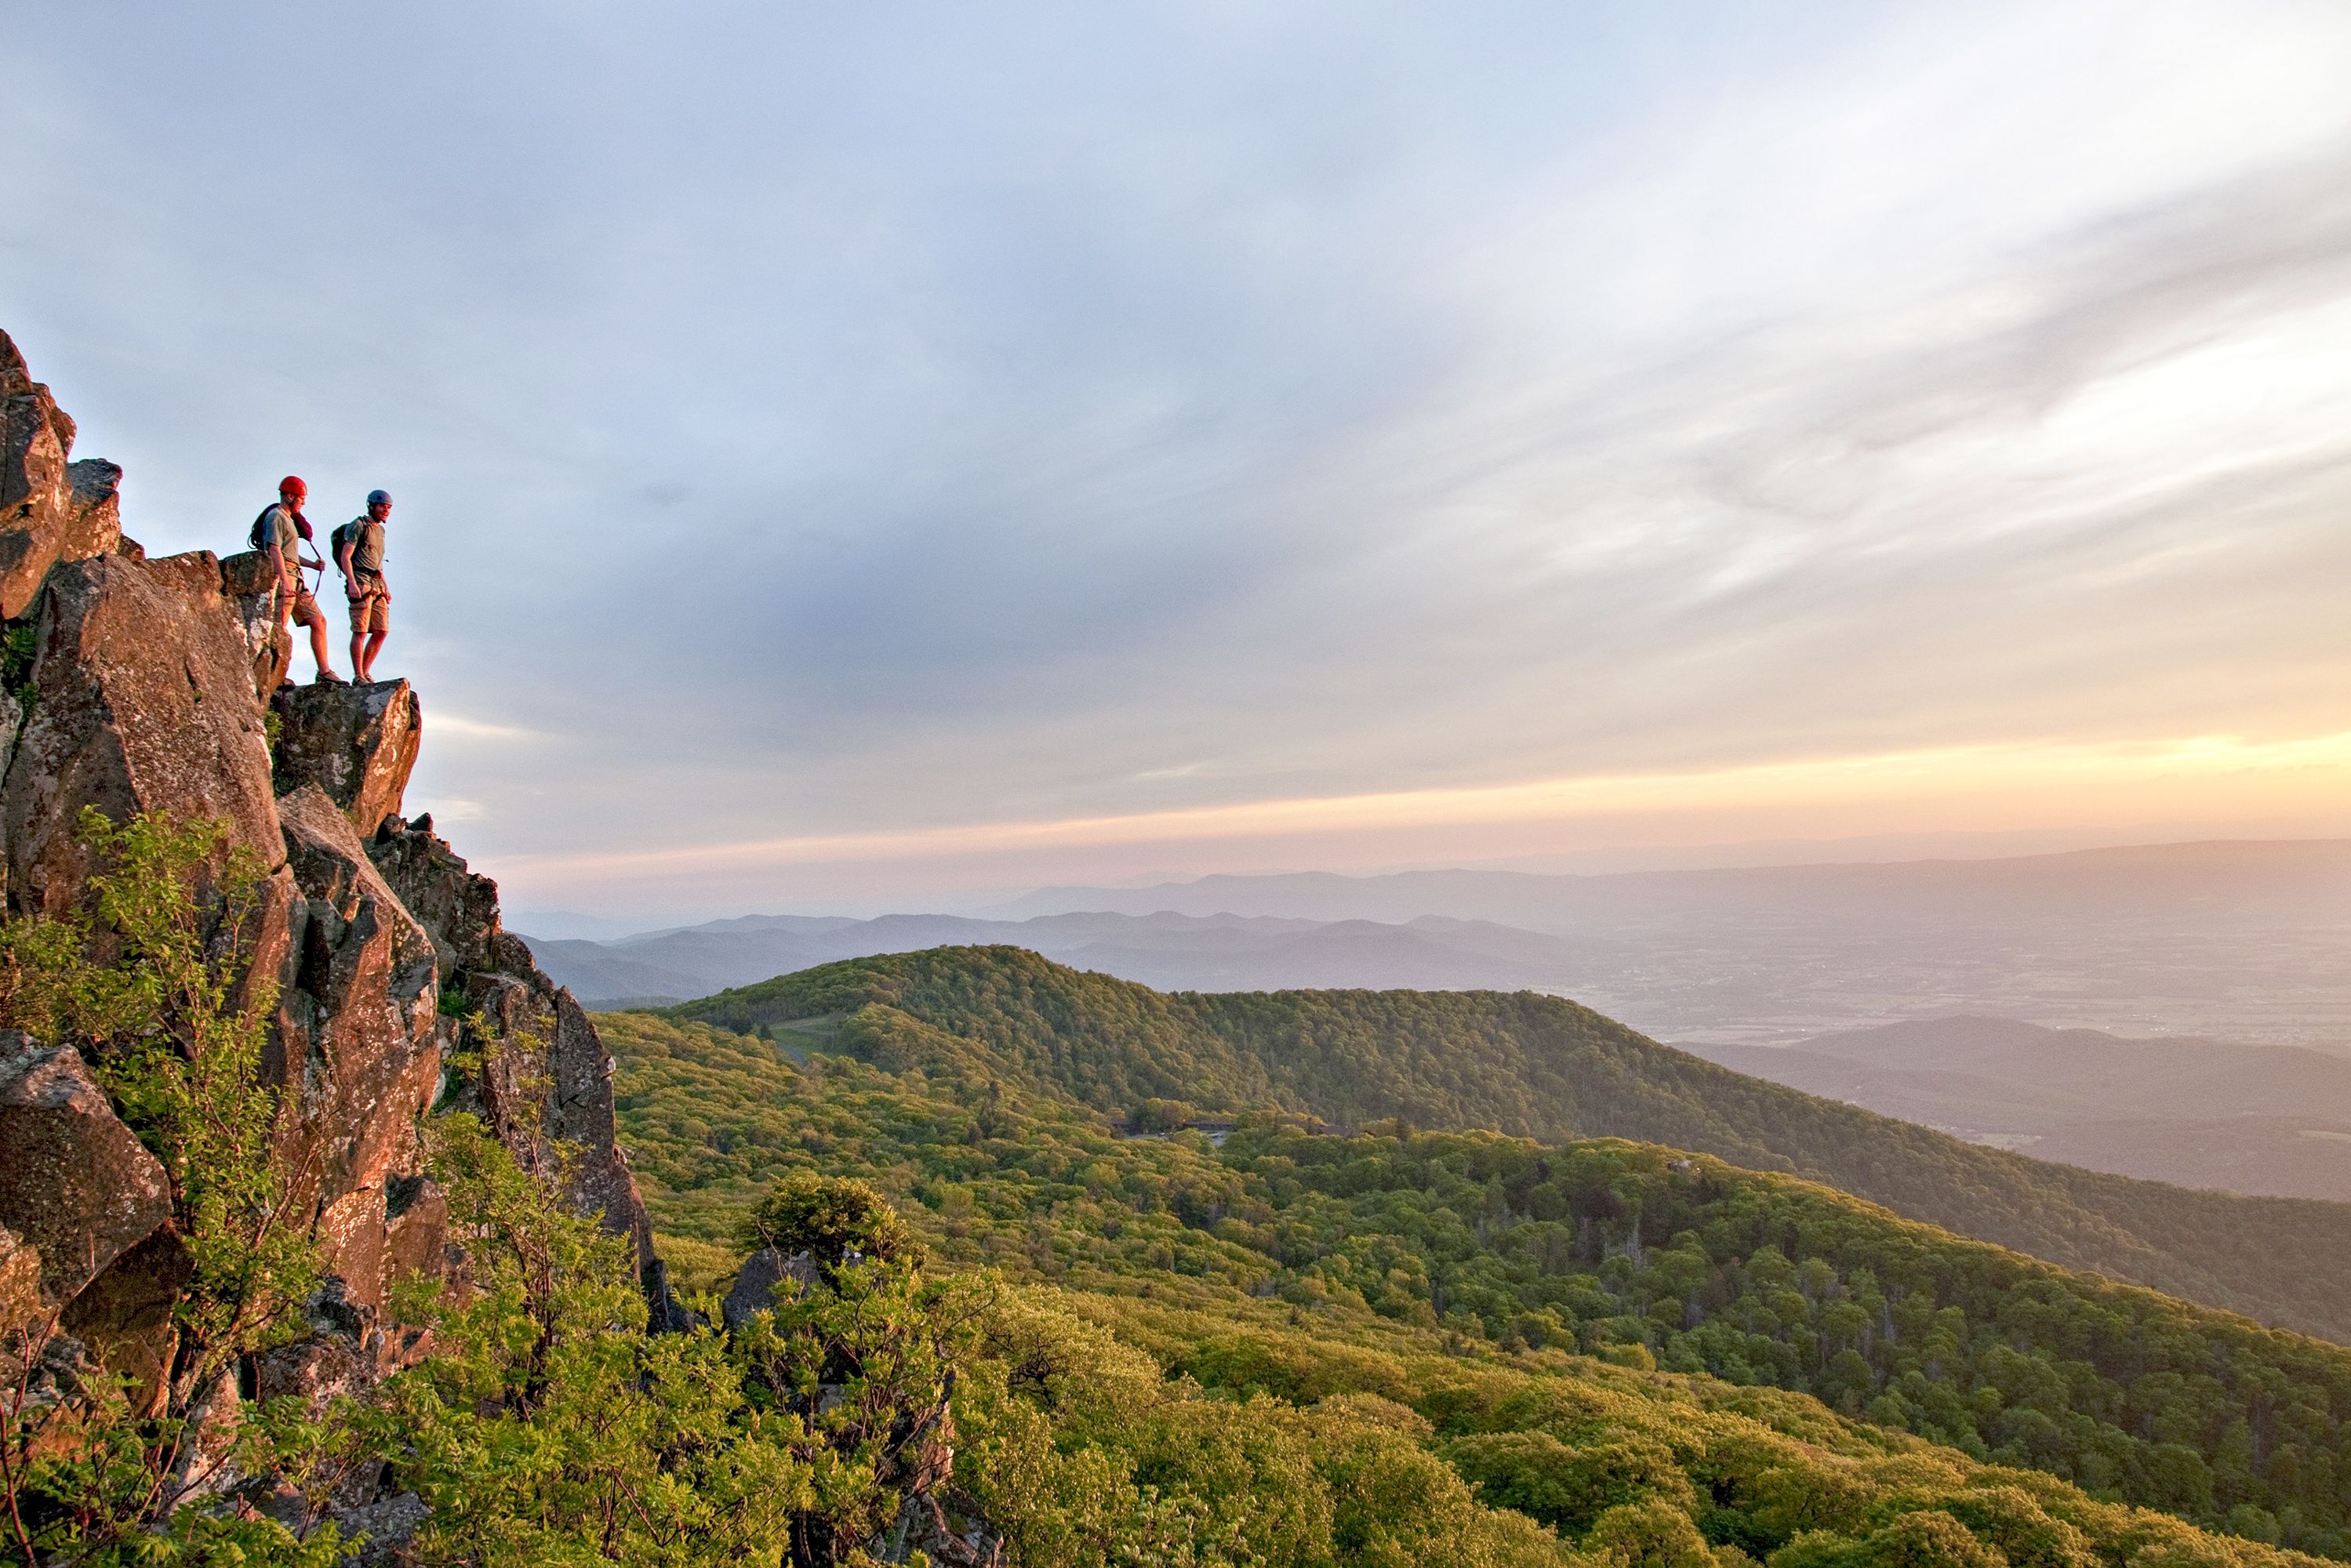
[4,0,2349,913]
[429,714,544,745]
[517,727,2351,873]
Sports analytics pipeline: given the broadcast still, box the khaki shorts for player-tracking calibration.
[347,586,389,634]
[282,585,325,630]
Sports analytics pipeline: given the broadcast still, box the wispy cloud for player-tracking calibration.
[429,714,543,745]
[5,0,2348,914]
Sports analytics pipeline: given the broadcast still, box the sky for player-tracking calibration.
[5,0,2350,922]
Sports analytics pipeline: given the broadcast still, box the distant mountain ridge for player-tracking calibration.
[663,945,2351,1343]
[1768,1014,2351,1120]
[529,838,2351,1046]
[521,908,1576,1004]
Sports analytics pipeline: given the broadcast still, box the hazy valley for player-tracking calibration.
[1684,1016,2351,1201]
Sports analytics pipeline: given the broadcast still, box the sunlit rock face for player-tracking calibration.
[275,784,444,1310]
[3,550,282,918]
[0,328,119,622]
[219,547,293,698]
[0,324,663,1436]
[273,678,423,837]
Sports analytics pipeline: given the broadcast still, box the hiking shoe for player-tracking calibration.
[315,670,347,685]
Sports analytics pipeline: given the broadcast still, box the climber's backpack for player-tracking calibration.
[249,505,314,554]
[329,518,360,570]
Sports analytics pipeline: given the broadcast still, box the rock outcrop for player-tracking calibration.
[365,808,669,1305]
[0,1035,172,1307]
[220,548,293,698]
[721,1245,812,1331]
[273,680,421,837]
[274,785,444,1310]
[0,1034,190,1409]
[2,550,282,915]
[369,811,500,978]
[0,328,663,1442]
[0,329,121,619]
[62,1227,192,1417]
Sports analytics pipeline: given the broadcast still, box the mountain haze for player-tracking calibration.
[1002,841,2351,926]
[536,840,2351,1046]
[1005,840,2351,1046]
[1688,1016,2351,1200]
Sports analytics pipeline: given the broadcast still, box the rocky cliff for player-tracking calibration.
[0,326,670,1433]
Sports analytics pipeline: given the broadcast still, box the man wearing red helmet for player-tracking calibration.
[254,476,343,684]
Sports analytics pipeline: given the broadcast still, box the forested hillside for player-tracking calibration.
[608,1009,2351,1559]
[664,948,2351,1341]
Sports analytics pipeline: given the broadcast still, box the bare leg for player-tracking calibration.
[350,630,368,681]
[360,630,387,682]
[307,615,340,681]
[273,608,296,688]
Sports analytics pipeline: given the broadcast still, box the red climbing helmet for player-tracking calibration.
[278,474,307,499]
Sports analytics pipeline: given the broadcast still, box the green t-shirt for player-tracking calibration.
[343,517,387,586]
[260,505,309,582]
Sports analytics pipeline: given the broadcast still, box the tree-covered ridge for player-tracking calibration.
[604,1010,2351,1559]
[662,948,2351,1342]
[674,945,1284,1112]
[1219,1127,2351,1554]
[600,1009,1279,1301]
[1084,1289,2338,1568]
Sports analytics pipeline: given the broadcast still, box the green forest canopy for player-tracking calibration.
[664,947,2351,1342]
[606,1007,2351,1562]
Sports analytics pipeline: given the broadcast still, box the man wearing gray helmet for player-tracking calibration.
[334,488,394,683]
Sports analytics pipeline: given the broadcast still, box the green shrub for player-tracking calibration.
[0,811,335,1565]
